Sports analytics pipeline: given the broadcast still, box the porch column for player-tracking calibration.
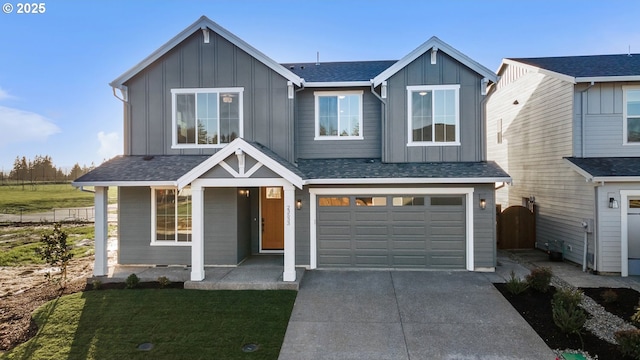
[190,185,205,281]
[93,186,109,276]
[283,185,296,281]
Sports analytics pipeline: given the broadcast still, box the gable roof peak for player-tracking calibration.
[110,15,302,89]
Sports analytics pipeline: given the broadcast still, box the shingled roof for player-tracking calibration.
[281,60,397,83]
[511,54,640,78]
[565,157,640,180]
[297,158,510,183]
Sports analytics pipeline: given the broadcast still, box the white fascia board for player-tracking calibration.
[501,59,576,84]
[308,187,475,195]
[110,16,301,88]
[303,177,512,185]
[303,81,371,88]
[576,76,640,83]
[71,181,176,187]
[592,176,640,183]
[177,138,304,189]
[373,36,497,87]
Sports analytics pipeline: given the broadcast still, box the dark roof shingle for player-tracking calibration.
[511,54,640,78]
[281,60,397,82]
[565,157,640,177]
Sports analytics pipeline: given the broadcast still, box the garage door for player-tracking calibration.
[317,194,466,268]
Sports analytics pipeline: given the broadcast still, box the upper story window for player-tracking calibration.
[407,85,460,146]
[152,187,192,245]
[314,91,363,140]
[624,86,640,145]
[171,88,244,148]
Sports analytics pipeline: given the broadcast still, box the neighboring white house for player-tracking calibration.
[487,54,640,275]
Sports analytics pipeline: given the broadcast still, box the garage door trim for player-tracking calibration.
[309,187,475,271]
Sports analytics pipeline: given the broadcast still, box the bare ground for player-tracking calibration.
[0,226,117,352]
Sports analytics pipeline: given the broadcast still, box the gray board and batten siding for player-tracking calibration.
[295,87,382,159]
[124,30,295,163]
[384,50,486,163]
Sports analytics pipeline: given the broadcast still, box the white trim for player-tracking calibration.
[244,162,264,178]
[304,177,511,185]
[110,16,302,88]
[219,161,240,177]
[177,138,304,189]
[304,81,372,88]
[406,85,460,146]
[314,90,364,140]
[194,178,292,188]
[171,87,244,149]
[623,85,640,146]
[93,187,109,276]
[308,187,475,271]
[373,36,496,86]
[564,159,595,181]
[190,186,205,281]
[283,185,296,281]
[578,76,640,83]
[620,190,640,276]
[150,186,193,246]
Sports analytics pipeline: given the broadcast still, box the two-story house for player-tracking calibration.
[487,54,640,276]
[74,16,509,282]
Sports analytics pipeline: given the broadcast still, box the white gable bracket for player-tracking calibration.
[201,26,210,44]
[235,148,245,175]
[431,46,438,65]
[481,78,489,96]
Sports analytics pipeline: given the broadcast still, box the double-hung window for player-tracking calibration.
[314,91,363,139]
[407,85,460,146]
[152,187,192,245]
[624,86,640,144]
[172,88,243,148]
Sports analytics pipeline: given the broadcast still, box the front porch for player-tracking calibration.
[91,255,305,290]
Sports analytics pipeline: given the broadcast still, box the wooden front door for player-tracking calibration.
[261,187,284,250]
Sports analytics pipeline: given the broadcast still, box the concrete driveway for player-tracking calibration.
[279,270,555,360]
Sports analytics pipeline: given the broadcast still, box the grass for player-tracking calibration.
[0,184,117,214]
[0,224,110,266]
[0,289,297,360]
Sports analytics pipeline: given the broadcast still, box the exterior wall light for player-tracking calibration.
[238,189,250,197]
[479,198,486,210]
[609,197,619,209]
[296,199,302,210]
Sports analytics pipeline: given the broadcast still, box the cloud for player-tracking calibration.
[0,87,12,101]
[0,106,60,146]
[97,131,121,160]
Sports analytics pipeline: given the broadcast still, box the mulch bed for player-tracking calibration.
[581,287,640,322]
[494,283,634,360]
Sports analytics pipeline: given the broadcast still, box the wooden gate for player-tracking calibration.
[496,205,535,249]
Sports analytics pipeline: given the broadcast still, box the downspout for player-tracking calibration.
[79,186,95,194]
[580,81,595,157]
[370,80,387,162]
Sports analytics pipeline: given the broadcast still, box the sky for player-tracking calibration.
[1,0,640,173]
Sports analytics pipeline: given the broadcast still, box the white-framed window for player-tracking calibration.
[151,187,192,245]
[407,85,460,146]
[623,86,640,145]
[171,88,244,148]
[314,90,363,140]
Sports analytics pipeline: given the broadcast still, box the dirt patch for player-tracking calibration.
[581,287,640,322]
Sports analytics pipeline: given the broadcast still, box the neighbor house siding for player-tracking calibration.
[487,68,596,265]
[384,51,485,163]
[295,87,382,159]
[124,30,295,162]
[574,82,640,157]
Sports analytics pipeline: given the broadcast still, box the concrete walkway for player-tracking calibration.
[279,270,556,360]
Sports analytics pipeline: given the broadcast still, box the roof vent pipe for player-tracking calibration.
[316,51,320,65]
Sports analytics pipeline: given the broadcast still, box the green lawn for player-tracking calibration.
[0,224,102,266]
[1,289,297,360]
[0,184,117,214]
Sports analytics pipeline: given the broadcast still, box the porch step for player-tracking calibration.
[184,267,305,291]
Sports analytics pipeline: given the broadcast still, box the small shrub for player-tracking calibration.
[35,223,73,288]
[125,273,140,289]
[505,271,529,295]
[631,300,640,326]
[158,276,171,288]
[525,267,553,293]
[615,329,640,359]
[552,288,586,348]
[92,280,102,290]
[601,289,619,304]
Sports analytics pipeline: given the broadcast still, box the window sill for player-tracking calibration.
[623,142,640,146]
[150,241,192,247]
[172,144,227,149]
[407,142,461,147]
[314,136,364,141]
